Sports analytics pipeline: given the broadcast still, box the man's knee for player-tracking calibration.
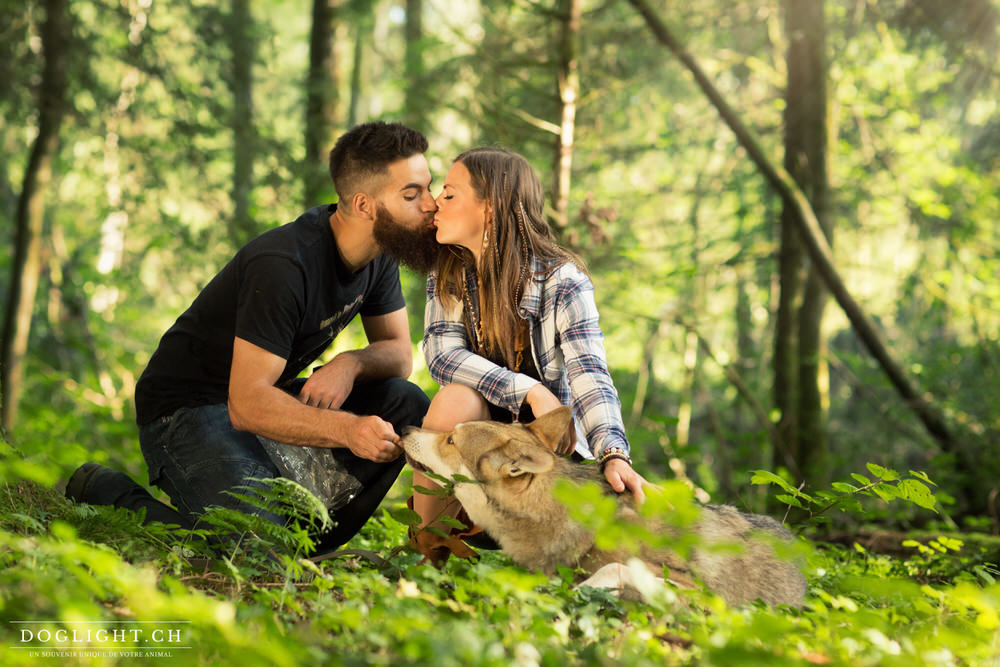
[363,378,430,430]
[385,377,431,407]
[140,405,284,524]
[158,455,283,524]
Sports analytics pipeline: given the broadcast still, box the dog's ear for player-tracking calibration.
[526,405,573,450]
[502,446,555,477]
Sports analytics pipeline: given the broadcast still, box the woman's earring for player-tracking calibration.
[482,223,490,252]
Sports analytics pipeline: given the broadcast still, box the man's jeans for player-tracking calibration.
[134,377,429,551]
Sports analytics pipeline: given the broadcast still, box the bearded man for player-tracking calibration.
[67,122,440,552]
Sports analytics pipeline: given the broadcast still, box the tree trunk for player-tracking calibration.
[703,387,736,500]
[552,0,581,228]
[773,182,802,474]
[734,211,755,379]
[676,329,699,448]
[305,0,340,207]
[230,0,255,247]
[676,173,705,449]
[626,0,955,465]
[96,3,146,316]
[347,20,365,128]
[1,0,69,432]
[629,318,661,427]
[403,0,426,133]
[679,318,785,466]
[785,0,831,485]
[733,192,756,426]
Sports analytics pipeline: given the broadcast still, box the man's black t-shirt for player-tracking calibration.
[135,204,405,425]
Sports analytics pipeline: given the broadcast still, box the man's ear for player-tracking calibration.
[526,406,573,451]
[351,192,376,221]
[501,447,555,478]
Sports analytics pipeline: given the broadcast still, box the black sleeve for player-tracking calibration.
[359,255,406,317]
[234,254,306,359]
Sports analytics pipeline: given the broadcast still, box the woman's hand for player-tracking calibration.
[525,384,576,454]
[525,383,561,416]
[604,458,649,504]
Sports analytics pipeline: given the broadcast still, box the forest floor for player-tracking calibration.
[1,472,1000,666]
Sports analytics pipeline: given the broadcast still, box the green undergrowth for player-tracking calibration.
[1,456,999,666]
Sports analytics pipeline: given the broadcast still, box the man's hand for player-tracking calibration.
[525,384,575,454]
[604,458,649,504]
[346,414,403,462]
[298,353,361,410]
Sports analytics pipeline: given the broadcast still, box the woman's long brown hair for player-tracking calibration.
[434,147,588,368]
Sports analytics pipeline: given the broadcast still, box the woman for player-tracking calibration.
[413,147,646,564]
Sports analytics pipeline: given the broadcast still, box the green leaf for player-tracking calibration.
[451,474,480,485]
[832,482,858,494]
[909,470,937,486]
[10,513,46,532]
[845,498,864,513]
[974,565,997,585]
[437,516,468,530]
[775,494,804,509]
[385,506,423,527]
[423,526,450,539]
[871,483,899,501]
[423,471,453,486]
[851,473,872,485]
[750,470,795,494]
[866,463,900,481]
[937,536,963,551]
[896,479,938,512]
[413,484,452,497]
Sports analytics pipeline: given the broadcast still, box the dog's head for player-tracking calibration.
[401,406,573,489]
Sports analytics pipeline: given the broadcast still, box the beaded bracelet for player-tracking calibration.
[597,446,631,470]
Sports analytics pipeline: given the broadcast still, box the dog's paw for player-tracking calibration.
[577,560,684,605]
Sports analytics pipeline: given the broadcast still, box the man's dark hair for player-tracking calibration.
[328,121,428,206]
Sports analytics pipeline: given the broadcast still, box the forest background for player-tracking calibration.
[2,0,1000,664]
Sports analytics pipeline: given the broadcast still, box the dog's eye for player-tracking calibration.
[446,435,454,445]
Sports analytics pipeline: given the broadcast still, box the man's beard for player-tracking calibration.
[372,204,440,274]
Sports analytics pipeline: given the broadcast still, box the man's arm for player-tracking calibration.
[357,306,413,379]
[227,337,402,462]
[296,306,412,409]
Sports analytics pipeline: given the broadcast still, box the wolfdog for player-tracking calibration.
[401,407,807,607]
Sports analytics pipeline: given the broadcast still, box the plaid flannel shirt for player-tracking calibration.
[422,258,630,460]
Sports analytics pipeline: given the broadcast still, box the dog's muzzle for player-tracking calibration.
[404,454,430,474]
[400,432,430,473]
[400,427,434,474]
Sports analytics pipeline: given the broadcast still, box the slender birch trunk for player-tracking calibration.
[1,0,70,432]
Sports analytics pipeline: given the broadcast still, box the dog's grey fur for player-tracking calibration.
[402,407,807,607]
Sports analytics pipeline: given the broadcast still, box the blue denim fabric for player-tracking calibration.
[140,403,284,525]
[137,378,430,550]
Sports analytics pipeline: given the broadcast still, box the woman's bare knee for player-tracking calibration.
[422,384,489,430]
